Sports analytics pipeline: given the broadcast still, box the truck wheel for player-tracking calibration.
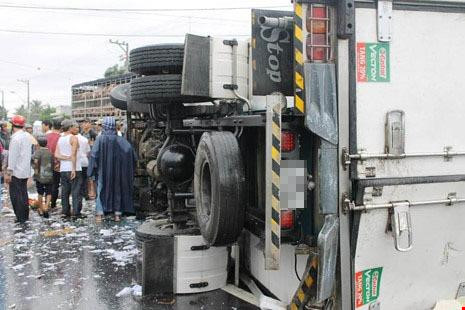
[110,83,129,110]
[127,100,150,114]
[194,131,245,246]
[129,44,184,75]
[130,74,208,104]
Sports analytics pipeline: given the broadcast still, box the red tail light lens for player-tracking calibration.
[312,6,327,18]
[306,35,327,61]
[307,7,327,33]
[306,5,331,62]
[281,210,294,230]
[281,131,296,152]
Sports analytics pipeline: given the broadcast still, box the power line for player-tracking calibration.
[0,2,253,23]
[0,28,250,38]
[0,4,290,12]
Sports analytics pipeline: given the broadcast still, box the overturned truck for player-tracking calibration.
[111,1,465,309]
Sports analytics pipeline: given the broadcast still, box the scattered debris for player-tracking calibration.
[0,238,12,247]
[100,229,112,237]
[116,285,142,298]
[42,227,74,237]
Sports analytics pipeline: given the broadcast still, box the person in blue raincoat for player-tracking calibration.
[87,117,136,222]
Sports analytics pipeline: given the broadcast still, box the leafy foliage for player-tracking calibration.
[14,104,28,118]
[0,106,8,120]
[14,100,56,123]
[104,64,127,78]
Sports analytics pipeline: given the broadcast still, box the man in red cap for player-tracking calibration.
[4,115,32,223]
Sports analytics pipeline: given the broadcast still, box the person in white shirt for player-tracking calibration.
[55,120,81,218]
[5,115,32,223]
[73,128,90,214]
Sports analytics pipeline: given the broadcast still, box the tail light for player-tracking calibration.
[281,131,296,152]
[281,210,295,230]
[306,4,332,62]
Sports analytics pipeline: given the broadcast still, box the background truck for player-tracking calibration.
[111,0,465,309]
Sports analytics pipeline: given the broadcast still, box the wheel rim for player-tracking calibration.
[200,161,212,218]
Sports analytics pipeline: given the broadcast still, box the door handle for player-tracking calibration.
[391,202,413,252]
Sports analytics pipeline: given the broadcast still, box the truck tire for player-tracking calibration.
[110,83,129,110]
[130,75,208,104]
[194,131,245,246]
[129,44,184,75]
[127,100,150,114]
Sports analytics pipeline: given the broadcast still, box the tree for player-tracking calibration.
[0,106,8,120]
[14,100,57,123]
[30,99,43,122]
[39,105,56,121]
[14,104,28,118]
[104,64,126,78]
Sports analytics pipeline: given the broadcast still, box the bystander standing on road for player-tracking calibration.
[46,119,62,209]
[55,120,82,218]
[32,136,53,218]
[25,124,33,135]
[81,119,97,147]
[24,123,38,147]
[5,115,32,223]
[81,119,97,199]
[0,140,4,213]
[0,121,10,150]
[42,120,52,135]
[74,126,90,214]
[116,122,123,137]
[95,119,103,137]
[88,117,135,223]
[0,121,11,213]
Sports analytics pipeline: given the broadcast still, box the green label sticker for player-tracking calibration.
[357,43,390,82]
[355,267,383,307]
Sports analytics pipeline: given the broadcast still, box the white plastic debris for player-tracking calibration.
[132,285,142,297]
[51,222,62,229]
[115,287,133,297]
[99,229,112,237]
[53,279,65,286]
[11,264,25,271]
[115,285,142,298]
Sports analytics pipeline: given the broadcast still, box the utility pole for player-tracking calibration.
[18,79,30,120]
[109,39,129,71]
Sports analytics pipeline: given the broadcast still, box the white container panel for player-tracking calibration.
[246,232,308,304]
[174,235,228,294]
[209,38,249,99]
[352,7,465,310]
[354,182,465,310]
[355,8,465,178]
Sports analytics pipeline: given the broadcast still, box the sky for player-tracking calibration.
[0,0,292,115]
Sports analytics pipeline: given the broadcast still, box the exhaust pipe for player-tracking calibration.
[258,16,294,30]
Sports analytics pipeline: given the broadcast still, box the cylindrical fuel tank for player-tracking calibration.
[157,144,194,186]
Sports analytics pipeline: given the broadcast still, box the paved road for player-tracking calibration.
[0,200,256,310]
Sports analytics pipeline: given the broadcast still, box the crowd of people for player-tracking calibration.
[0,115,135,224]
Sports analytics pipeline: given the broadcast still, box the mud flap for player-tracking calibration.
[317,214,339,303]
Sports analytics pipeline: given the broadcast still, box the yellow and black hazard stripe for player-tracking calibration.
[270,103,281,258]
[294,2,305,114]
[290,255,318,310]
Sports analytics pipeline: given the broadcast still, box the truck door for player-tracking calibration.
[339,1,465,309]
